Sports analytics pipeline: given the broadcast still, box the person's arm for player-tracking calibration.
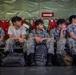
[18,26,27,43]
[69,32,76,40]
[9,34,19,40]
[0,36,4,41]
[29,31,41,44]
[30,36,41,44]
[18,34,26,43]
[29,30,41,40]
[20,26,27,39]
[60,28,67,39]
[60,30,65,39]
[21,34,26,39]
[29,36,39,39]
[41,30,50,40]
[67,25,76,39]
[51,37,56,42]
[41,38,50,40]
[49,29,56,42]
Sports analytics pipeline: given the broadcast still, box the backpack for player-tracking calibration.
[35,41,47,66]
[2,53,25,67]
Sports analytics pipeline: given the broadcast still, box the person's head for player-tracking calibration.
[11,16,22,27]
[57,19,66,29]
[35,19,44,30]
[69,15,76,24]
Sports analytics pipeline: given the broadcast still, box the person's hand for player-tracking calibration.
[61,24,67,31]
[19,38,24,43]
[51,37,56,42]
[61,28,67,32]
[35,37,41,44]
[39,38,45,43]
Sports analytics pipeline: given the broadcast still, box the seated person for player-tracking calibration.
[50,19,67,65]
[67,15,76,65]
[0,28,5,47]
[4,16,27,54]
[27,19,54,66]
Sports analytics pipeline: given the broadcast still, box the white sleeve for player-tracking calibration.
[8,26,13,35]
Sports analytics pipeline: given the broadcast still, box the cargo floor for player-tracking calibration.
[0,66,76,75]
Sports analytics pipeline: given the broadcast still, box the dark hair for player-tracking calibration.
[57,19,66,25]
[69,15,76,23]
[35,19,44,26]
[11,16,22,23]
